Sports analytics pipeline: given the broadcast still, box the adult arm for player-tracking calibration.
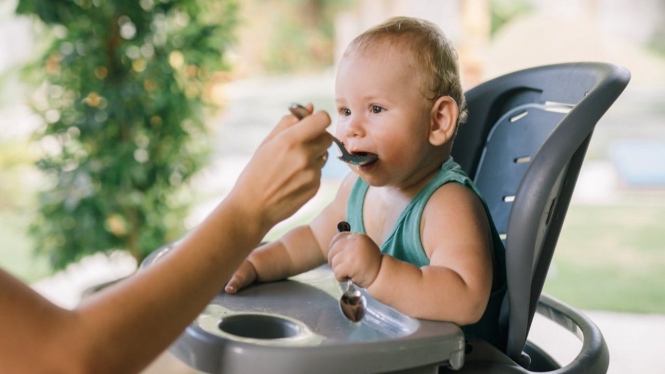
[0,111,332,374]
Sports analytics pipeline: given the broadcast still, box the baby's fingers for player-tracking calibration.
[328,232,353,264]
[225,274,245,294]
[225,262,257,294]
[331,258,352,282]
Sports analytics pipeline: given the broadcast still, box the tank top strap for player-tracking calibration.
[407,157,469,217]
[397,157,469,255]
[347,176,370,233]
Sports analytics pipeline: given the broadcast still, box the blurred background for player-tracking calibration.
[1,0,664,373]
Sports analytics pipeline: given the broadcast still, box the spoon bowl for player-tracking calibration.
[340,280,367,322]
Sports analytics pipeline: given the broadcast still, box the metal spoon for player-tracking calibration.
[288,103,378,166]
[336,221,367,323]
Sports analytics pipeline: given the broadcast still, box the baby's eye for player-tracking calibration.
[371,105,384,114]
[341,108,351,116]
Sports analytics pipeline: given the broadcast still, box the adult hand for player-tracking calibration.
[229,104,333,232]
[328,233,383,289]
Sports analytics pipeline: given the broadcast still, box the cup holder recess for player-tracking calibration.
[218,314,301,340]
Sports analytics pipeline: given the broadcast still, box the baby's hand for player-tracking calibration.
[225,260,258,294]
[328,232,382,289]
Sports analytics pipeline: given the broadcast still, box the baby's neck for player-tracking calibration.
[381,156,449,200]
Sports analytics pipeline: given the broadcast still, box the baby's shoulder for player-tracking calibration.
[339,172,360,192]
[329,172,360,208]
[420,182,491,257]
[422,181,484,221]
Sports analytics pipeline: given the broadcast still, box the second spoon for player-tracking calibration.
[336,221,367,323]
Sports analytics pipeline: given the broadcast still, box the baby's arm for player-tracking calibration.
[329,182,493,325]
[226,173,358,293]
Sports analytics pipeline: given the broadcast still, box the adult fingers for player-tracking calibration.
[285,110,332,144]
[259,113,300,147]
[229,110,330,229]
[312,150,329,168]
[261,103,318,146]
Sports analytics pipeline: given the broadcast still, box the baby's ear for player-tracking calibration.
[428,96,458,146]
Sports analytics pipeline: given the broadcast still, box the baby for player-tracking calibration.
[226,16,507,349]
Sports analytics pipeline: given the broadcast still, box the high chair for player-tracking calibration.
[142,62,630,374]
[448,62,630,373]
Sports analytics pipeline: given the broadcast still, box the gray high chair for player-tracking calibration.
[142,62,630,374]
[447,62,630,373]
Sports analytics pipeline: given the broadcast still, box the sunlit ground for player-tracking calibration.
[545,200,665,313]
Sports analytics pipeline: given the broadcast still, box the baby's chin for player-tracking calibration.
[357,174,389,188]
[355,163,433,190]
[355,170,394,188]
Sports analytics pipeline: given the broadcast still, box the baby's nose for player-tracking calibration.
[344,117,365,138]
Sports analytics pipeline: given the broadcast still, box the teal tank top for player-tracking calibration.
[346,157,507,350]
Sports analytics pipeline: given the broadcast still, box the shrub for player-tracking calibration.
[16,0,238,269]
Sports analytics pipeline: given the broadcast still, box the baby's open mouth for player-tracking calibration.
[351,151,378,166]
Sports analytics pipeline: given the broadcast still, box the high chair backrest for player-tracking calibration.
[451,63,630,365]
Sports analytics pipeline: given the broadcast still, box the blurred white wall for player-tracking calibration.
[0,2,41,141]
[0,1,33,75]
[533,0,665,45]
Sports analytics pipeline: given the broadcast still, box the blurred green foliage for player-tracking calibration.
[490,0,532,36]
[16,0,238,269]
[651,0,665,56]
[261,0,355,73]
[649,29,665,57]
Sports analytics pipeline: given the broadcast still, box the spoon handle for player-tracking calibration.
[288,103,310,120]
[337,221,351,233]
[337,221,355,286]
[347,279,356,292]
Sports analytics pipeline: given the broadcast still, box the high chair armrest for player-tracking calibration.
[443,293,609,374]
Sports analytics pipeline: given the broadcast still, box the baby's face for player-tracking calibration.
[335,45,435,188]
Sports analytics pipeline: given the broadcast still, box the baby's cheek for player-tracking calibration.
[381,150,411,170]
[395,141,425,163]
[334,122,346,139]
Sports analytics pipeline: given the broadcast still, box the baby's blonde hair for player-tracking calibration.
[344,16,468,126]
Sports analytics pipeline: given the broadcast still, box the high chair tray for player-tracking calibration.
[168,264,465,374]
